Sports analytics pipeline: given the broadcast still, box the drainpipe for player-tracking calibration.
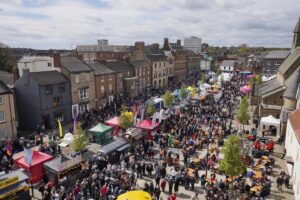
[8,93,15,139]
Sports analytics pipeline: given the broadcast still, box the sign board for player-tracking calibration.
[0,176,19,189]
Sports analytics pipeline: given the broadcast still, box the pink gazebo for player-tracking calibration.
[105,116,120,136]
[240,85,252,94]
[136,119,159,140]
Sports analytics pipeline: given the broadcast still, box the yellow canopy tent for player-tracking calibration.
[117,190,152,200]
[187,86,194,91]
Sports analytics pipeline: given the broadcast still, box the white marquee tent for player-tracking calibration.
[260,115,280,137]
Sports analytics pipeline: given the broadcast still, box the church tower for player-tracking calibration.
[292,17,300,50]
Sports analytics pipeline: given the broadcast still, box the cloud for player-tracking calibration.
[0,0,299,49]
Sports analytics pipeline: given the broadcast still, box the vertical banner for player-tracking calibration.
[159,109,164,123]
[24,148,33,165]
[133,112,138,126]
[57,118,63,138]
[73,109,77,134]
[140,106,145,122]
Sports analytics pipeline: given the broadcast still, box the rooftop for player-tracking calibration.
[106,60,132,73]
[130,59,151,68]
[264,50,290,59]
[18,56,52,63]
[0,70,14,86]
[29,71,68,85]
[0,80,12,94]
[260,77,283,95]
[61,56,92,73]
[221,60,235,67]
[88,62,114,75]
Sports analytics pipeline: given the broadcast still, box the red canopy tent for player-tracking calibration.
[14,150,53,184]
[105,116,120,136]
[136,119,159,140]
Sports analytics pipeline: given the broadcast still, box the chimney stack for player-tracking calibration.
[53,52,61,68]
[177,39,181,45]
[163,38,170,51]
[134,41,145,50]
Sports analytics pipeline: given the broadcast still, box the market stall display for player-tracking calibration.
[89,123,114,145]
[14,150,53,184]
[117,190,152,200]
[105,116,120,136]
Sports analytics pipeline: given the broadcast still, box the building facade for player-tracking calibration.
[145,44,168,89]
[15,70,72,130]
[220,60,236,73]
[200,57,212,71]
[76,39,130,63]
[88,62,116,108]
[183,36,202,54]
[17,56,60,77]
[261,50,290,75]
[60,56,96,114]
[129,42,152,94]
[187,51,201,76]
[284,108,300,200]
[0,81,17,141]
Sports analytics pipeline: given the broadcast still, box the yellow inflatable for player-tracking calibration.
[117,190,152,200]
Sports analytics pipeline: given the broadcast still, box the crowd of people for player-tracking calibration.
[1,74,290,200]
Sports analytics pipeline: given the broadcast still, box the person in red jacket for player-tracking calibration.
[100,184,108,198]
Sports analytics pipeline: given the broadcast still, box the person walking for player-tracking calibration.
[192,193,200,200]
[285,175,290,189]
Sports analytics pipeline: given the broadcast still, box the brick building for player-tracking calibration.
[186,50,201,76]
[59,56,96,114]
[88,62,116,108]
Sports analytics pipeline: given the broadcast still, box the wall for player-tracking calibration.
[17,58,60,77]
[285,120,300,200]
[262,90,284,106]
[0,93,17,140]
[152,61,168,88]
[94,73,116,108]
[69,71,96,110]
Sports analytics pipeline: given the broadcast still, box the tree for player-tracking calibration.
[119,110,134,129]
[256,75,262,84]
[72,124,88,152]
[163,90,174,108]
[180,86,187,100]
[237,96,250,130]
[219,135,245,183]
[146,101,156,117]
[0,48,15,73]
[249,76,257,86]
[200,72,206,84]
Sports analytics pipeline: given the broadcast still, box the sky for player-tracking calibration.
[0,0,299,49]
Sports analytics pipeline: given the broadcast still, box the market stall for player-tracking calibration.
[0,169,30,200]
[43,155,84,187]
[14,150,53,184]
[89,123,114,145]
[260,115,280,137]
[136,119,159,140]
[97,139,131,163]
[240,85,252,94]
[105,116,120,136]
[58,132,74,155]
[123,128,144,148]
[117,190,152,200]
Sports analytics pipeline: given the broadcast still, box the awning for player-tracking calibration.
[117,144,131,152]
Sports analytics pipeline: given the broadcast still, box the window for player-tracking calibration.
[0,129,7,142]
[109,84,112,92]
[75,74,80,84]
[53,96,62,107]
[100,86,105,94]
[79,88,88,99]
[86,73,90,82]
[0,96,3,104]
[45,85,53,95]
[0,112,5,123]
[59,84,65,93]
[48,62,52,67]
[101,76,104,82]
[79,104,89,114]
[109,74,113,80]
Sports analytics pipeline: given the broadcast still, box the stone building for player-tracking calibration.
[186,50,201,76]
[261,50,290,75]
[15,70,72,130]
[88,62,116,108]
[258,17,300,137]
[145,44,168,89]
[129,42,152,94]
[162,38,175,84]
[76,39,130,63]
[59,56,96,114]
[0,81,17,141]
[105,60,135,98]
[183,36,202,54]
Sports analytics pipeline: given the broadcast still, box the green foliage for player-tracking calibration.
[219,135,245,177]
[200,72,206,83]
[237,96,250,127]
[119,110,133,129]
[163,90,174,107]
[256,75,262,84]
[146,100,156,117]
[180,86,187,100]
[72,124,88,152]
[238,44,251,58]
[0,48,14,73]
